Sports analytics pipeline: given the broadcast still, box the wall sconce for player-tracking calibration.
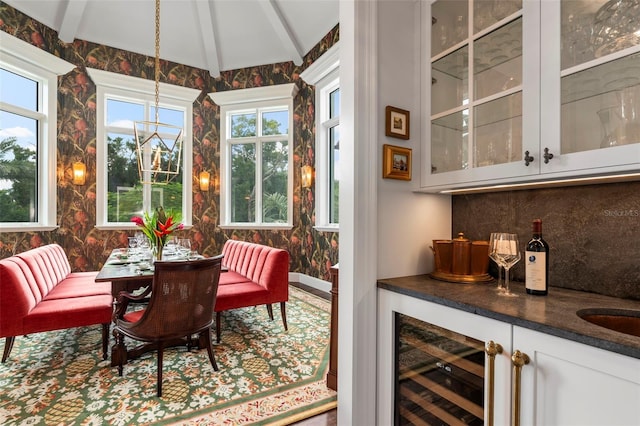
[72,161,86,185]
[199,170,210,191]
[301,165,314,188]
[213,172,220,194]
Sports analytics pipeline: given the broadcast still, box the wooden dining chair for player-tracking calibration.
[111,255,223,397]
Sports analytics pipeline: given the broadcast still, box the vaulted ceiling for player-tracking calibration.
[4,0,339,77]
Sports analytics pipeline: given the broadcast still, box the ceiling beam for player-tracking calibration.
[58,0,88,43]
[258,0,304,66]
[194,0,221,78]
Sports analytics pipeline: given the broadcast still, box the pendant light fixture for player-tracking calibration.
[134,0,183,184]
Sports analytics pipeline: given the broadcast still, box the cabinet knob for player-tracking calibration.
[524,151,534,166]
[543,147,554,164]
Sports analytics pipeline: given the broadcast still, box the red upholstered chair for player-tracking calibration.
[111,255,223,397]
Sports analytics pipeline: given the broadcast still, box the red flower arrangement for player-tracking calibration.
[131,207,183,260]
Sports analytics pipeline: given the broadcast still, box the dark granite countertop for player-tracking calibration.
[377,275,640,360]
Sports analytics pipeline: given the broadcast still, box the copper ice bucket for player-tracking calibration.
[430,232,493,283]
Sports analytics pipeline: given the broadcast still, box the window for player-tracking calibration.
[0,33,74,231]
[300,43,340,231]
[210,84,298,229]
[87,69,200,229]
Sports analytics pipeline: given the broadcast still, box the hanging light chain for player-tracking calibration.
[154,0,160,125]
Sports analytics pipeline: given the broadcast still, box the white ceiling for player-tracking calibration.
[4,0,339,77]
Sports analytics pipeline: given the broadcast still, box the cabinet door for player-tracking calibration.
[513,326,640,426]
[423,0,540,190]
[378,289,513,425]
[541,0,640,177]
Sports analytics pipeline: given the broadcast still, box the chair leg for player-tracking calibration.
[200,330,219,371]
[2,336,15,363]
[112,330,127,375]
[101,323,110,360]
[280,302,288,331]
[157,342,164,397]
[216,312,222,343]
[266,304,274,320]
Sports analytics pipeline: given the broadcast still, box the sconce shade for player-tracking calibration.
[72,161,86,185]
[301,164,313,188]
[199,170,210,191]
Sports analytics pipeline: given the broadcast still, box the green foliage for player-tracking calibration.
[230,114,288,223]
[0,137,36,222]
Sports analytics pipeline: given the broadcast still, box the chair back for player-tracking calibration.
[120,255,223,341]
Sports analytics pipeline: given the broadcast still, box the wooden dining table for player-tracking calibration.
[95,249,154,299]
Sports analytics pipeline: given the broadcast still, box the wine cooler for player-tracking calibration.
[395,313,485,425]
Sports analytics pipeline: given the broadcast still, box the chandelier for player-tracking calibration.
[134,0,183,184]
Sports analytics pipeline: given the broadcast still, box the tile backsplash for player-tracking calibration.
[452,181,640,300]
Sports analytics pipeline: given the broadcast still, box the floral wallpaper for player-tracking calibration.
[0,2,340,281]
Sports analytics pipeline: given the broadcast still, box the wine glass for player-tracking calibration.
[488,233,505,292]
[178,238,191,258]
[491,233,521,297]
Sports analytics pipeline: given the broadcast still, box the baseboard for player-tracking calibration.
[289,272,332,293]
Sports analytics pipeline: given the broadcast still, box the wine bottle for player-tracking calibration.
[525,219,549,295]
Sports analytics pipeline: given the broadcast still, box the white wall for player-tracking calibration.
[377,0,451,280]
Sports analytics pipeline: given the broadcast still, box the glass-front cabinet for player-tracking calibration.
[423,0,640,191]
[541,0,640,175]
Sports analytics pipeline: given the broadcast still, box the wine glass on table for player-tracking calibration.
[490,233,521,297]
[489,233,505,292]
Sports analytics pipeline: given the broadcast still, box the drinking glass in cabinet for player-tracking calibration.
[474,92,523,167]
[474,0,522,34]
[431,110,468,174]
[431,0,468,58]
[474,18,522,100]
[432,46,468,116]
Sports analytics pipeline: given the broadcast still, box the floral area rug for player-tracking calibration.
[0,286,336,425]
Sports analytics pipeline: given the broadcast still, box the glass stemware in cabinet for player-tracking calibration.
[490,233,521,297]
[489,233,505,292]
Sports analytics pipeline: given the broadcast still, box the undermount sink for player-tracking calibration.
[576,308,640,338]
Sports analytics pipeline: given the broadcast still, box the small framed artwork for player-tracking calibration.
[385,106,410,140]
[383,144,412,181]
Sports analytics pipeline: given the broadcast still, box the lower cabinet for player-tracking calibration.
[378,289,640,425]
[514,326,640,426]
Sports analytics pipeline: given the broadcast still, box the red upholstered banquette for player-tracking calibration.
[0,244,113,362]
[214,240,290,342]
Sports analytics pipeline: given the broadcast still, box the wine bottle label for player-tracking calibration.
[525,250,546,291]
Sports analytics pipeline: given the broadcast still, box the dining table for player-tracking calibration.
[95,247,208,366]
[95,247,207,298]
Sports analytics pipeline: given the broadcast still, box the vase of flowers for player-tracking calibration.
[131,207,183,261]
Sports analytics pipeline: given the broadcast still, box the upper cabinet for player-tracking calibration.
[422,0,640,192]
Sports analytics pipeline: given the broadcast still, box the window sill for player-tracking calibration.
[0,225,58,232]
[219,223,293,231]
[314,225,340,233]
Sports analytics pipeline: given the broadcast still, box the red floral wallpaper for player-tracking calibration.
[0,3,339,281]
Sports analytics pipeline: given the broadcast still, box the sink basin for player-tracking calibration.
[576,308,640,338]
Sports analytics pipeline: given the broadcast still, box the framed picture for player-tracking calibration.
[385,106,410,140]
[383,144,412,181]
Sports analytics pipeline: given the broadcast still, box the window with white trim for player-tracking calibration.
[87,68,200,229]
[210,84,298,229]
[300,43,340,231]
[0,33,74,231]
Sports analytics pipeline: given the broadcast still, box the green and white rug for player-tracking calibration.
[0,286,336,425]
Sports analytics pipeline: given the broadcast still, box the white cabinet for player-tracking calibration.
[378,289,640,425]
[422,0,640,192]
[514,326,640,426]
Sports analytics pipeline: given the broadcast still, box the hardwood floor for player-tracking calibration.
[288,282,338,426]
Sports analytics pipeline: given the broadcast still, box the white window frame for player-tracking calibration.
[0,32,74,232]
[300,43,340,232]
[87,68,200,230]
[209,84,298,230]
